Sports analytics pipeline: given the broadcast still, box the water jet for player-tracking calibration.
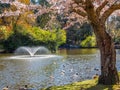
[6,46,62,60]
[14,46,50,56]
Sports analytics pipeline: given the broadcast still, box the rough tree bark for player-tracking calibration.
[92,23,119,85]
[83,0,120,85]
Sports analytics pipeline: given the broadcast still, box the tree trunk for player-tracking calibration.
[92,24,119,85]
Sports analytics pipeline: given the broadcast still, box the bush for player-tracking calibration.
[27,27,66,52]
[2,26,66,52]
[80,35,96,47]
[0,26,13,40]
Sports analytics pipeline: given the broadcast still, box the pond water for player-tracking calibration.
[0,48,120,90]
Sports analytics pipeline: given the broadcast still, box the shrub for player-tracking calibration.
[2,26,66,52]
[80,35,96,47]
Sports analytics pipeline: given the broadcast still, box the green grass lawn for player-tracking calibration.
[42,73,120,90]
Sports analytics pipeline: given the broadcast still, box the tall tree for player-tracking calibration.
[70,0,120,85]
[50,0,120,85]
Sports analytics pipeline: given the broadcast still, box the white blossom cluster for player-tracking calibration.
[0,0,44,18]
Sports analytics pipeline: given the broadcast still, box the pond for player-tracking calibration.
[0,48,120,90]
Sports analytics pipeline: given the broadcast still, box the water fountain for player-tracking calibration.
[14,46,50,56]
[7,46,62,60]
[0,46,63,90]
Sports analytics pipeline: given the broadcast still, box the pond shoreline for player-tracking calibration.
[42,72,120,90]
[1,44,120,53]
[59,45,120,49]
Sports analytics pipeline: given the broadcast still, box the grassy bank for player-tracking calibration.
[42,73,120,90]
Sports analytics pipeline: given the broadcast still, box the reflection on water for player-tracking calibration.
[57,48,98,55]
[0,49,120,90]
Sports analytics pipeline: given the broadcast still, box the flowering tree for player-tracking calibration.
[1,0,120,85]
[50,0,120,85]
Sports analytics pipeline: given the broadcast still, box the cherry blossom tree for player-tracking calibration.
[1,0,120,85]
[67,0,120,85]
[49,0,120,85]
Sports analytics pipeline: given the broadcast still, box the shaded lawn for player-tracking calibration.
[42,73,120,90]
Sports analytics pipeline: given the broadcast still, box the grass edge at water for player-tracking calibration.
[41,73,120,90]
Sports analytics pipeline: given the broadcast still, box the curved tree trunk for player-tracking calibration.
[73,0,120,85]
[92,23,119,85]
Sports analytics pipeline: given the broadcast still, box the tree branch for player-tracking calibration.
[70,1,87,17]
[96,0,109,16]
[72,0,86,10]
[84,0,99,24]
[101,3,120,23]
[72,8,87,17]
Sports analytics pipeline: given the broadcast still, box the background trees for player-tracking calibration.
[106,15,120,44]
[0,1,66,52]
[66,22,95,47]
[2,26,66,52]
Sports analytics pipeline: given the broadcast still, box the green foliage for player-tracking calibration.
[26,27,66,51]
[80,35,96,47]
[66,22,93,45]
[2,26,33,52]
[42,72,120,90]
[42,79,116,90]
[114,36,120,44]
[79,23,93,40]
[3,33,33,52]
[42,79,98,90]
[0,26,13,40]
[2,26,66,52]
[55,29,66,45]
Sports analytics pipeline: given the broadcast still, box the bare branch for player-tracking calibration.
[71,0,86,10]
[96,0,109,16]
[84,0,99,24]
[69,1,87,17]
[101,3,120,23]
[72,8,87,17]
